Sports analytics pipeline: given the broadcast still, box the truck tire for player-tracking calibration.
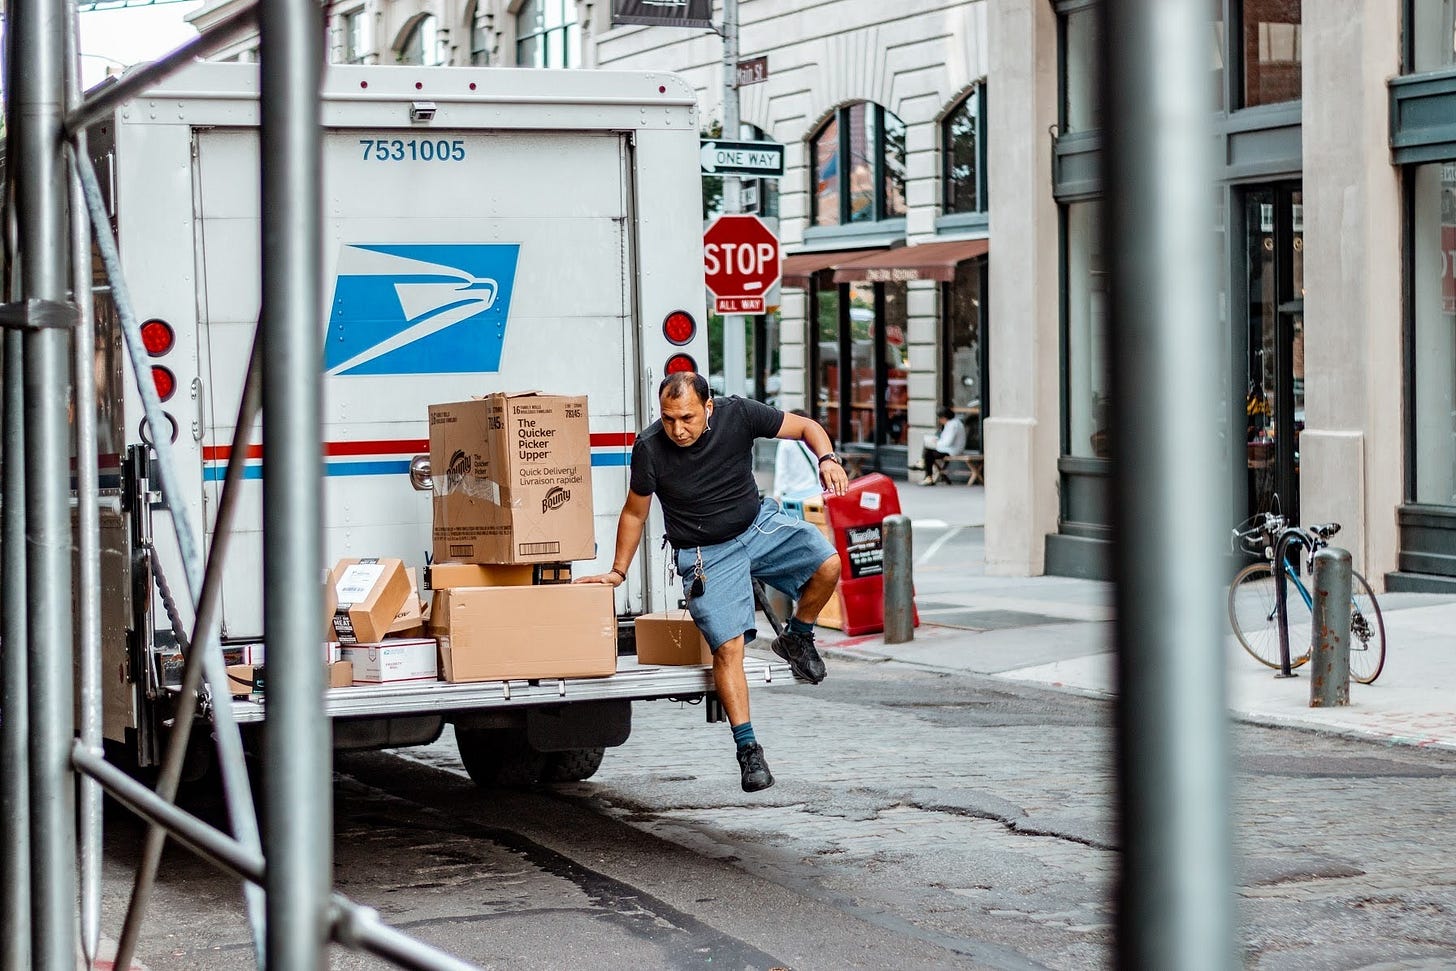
[542,747,604,783]
[455,727,544,788]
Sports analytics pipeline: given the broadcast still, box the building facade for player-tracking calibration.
[184,0,1456,588]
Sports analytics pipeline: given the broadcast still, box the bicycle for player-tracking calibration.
[1227,512,1387,684]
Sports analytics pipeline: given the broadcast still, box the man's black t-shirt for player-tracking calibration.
[630,395,785,548]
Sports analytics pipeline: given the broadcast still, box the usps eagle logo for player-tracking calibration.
[325,243,521,375]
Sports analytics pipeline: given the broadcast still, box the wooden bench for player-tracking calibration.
[934,452,983,485]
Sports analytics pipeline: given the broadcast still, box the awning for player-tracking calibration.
[831,237,989,284]
[781,249,885,289]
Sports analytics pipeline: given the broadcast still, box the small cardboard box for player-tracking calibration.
[430,584,615,682]
[425,562,535,590]
[228,643,341,667]
[797,498,843,629]
[227,659,356,697]
[328,557,412,644]
[428,392,594,564]
[387,567,426,636]
[341,639,438,684]
[634,611,712,666]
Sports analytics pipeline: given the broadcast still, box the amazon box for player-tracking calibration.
[327,557,412,644]
[430,584,615,682]
[428,392,594,565]
[634,611,712,666]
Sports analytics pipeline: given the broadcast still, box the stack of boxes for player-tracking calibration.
[424,392,616,682]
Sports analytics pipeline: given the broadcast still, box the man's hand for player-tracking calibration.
[819,458,849,496]
[574,567,625,586]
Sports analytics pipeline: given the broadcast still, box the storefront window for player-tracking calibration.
[1062,4,1103,133]
[1066,201,1109,458]
[943,86,987,214]
[1241,0,1301,108]
[1412,162,1456,505]
[944,262,984,450]
[810,103,906,226]
[815,284,841,432]
[1409,0,1456,73]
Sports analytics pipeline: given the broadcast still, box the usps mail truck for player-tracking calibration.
[87,61,790,784]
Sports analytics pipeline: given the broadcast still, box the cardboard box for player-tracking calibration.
[226,659,355,697]
[798,498,843,630]
[431,584,615,682]
[387,567,426,636]
[634,611,712,666]
[428,392,594,564]
[328,660,353,688]
[328,557,412,644]
[226,643,341,667]
[425,562,535,590]
[341,639,438,684]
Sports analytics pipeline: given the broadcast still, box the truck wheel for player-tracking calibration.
[542,747,604,783]
[454,727,544,788]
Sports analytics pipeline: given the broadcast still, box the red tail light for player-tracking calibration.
[662,310,696,346]
[140,319,175,356]
[665,354,697,375]
[151,366,176,401]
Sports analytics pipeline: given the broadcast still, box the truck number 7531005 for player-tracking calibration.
[360,138,467,162]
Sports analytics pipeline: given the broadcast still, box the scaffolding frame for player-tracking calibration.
[1,0,481,966]
[0,0,1236,967]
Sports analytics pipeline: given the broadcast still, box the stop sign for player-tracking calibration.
[703,214,780,314]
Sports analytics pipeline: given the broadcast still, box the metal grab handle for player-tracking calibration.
[409,454,433,493]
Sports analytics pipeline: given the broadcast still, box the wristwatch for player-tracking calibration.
[817,452,842,466]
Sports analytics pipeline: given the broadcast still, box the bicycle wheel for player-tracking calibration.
[1347,570,1386,685]
[1227,562,1312,669]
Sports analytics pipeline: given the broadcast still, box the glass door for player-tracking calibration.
[1242,183,1304,523]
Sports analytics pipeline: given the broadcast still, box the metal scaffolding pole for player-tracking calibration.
[259,0,329,963]
[13,0,79,963]
[64,4,104,963]
[1102,1,1237,968]
[1,19,33,968]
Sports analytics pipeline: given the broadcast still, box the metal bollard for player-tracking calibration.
[883,513,913,644]
[1309,547,1352,708]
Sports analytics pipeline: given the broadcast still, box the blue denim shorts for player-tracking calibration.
[673,497,837,652]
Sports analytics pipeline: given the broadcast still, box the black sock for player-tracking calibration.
[787,616,814,637]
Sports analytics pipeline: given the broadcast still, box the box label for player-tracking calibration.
[335,563,384,601]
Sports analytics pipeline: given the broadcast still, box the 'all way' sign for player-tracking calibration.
[699,139,786,178]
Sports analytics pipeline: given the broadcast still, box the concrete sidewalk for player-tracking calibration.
[811,479,1456,753]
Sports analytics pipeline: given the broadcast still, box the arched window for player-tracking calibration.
[810,102,906,227]
[398,14,444,66]
[516,0,580,69]
[943,85,987,214]
[466,0,491,66]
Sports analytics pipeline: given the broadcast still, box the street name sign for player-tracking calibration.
[736,56,769,87]
[699,139,786,178]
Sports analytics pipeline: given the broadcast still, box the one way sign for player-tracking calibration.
[699,139,785,178]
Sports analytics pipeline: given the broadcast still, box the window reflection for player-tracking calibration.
[515,0,578,68]
[1410,0,1456,72]
[1242,0,1301,107]
[1411,162,1456,504]
[1063,5,1103,132]
[812,116,840,226]
[943,86,985,214]
[809,102,907,226]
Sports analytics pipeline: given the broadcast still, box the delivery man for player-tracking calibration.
[576,372,848,792]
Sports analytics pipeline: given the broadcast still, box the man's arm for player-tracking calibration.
[775,412,848,496]
[574,489,653,586]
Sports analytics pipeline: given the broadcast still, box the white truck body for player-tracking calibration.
[89,62,784,765]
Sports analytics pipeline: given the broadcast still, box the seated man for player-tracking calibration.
[918,407,967,485]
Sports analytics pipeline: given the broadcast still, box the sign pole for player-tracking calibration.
[719,0,748,398]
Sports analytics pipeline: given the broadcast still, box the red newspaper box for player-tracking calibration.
[823,473,919,636]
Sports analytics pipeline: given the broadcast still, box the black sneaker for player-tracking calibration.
[737,743,774,792]
[771,629,827,683]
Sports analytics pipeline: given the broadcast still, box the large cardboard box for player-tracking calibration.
[341,639,438,684]
[327,558,412,644]
[799,497,843,630]
[634,611,712,666]
[430,584,615,682]
[387,567,426,636]
[428,392,594,564]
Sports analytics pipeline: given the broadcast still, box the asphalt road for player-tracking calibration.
[100,649,1456,970]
